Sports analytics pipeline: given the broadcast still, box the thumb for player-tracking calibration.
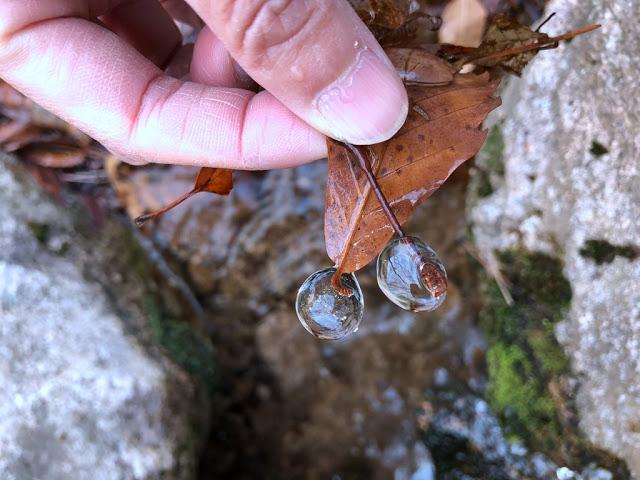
[187,0,408,145]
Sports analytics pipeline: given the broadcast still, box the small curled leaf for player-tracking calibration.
[134,167,233,226]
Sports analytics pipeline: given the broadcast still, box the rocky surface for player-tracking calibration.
[112,157,492,478]
[422,385,619,480]
[471,0,640,476]
[0,155,210,480]
[7,0,638,476]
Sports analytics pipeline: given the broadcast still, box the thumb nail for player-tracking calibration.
[313,49,408,145]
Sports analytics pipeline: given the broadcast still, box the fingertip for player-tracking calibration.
[311,49,408,144]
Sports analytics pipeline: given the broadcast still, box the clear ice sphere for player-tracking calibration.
[296,267,364,340]
[376,236,447,312]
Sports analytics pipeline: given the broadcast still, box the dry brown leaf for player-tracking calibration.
[0,117,29,146]
[438,15,600,76]
[325,68,501,273]
[134,167,233,225]
[386,47,455,85]
[439,0,488,48]
[194,167,234,195]
[468,14,549,74]
[19,142,88,168]
[350,0,410,29]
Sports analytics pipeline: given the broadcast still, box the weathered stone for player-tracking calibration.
[122,157,490,478]
[422,386,618,480]
[471,0,640,476]
[0,155,210,480]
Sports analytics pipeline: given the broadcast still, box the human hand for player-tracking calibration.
[0,0,408,169]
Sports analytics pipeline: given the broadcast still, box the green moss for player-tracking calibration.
[27,221,50,245]
[528,322,570,376]
[475,175,495,198]
[145,297,217,394]
[469,125,505,202]
[483,125,506,176]
[480,249,571,456]
[579,239,638,265]
[589,140,609,157]
[480,250,571,346]
[486,343,559,450]
[480,249,630,474]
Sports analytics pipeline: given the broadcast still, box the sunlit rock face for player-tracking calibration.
[0,156,209,480]
[471,0,640,476]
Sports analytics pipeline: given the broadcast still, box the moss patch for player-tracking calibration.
[469,125,506,202]
[482,125,506,177]
[579,239,638,265]
[145,297,217,394]
[27,221,50,245]
[589,140,609,157]
[479,249,630,475]
[481,250,570,453]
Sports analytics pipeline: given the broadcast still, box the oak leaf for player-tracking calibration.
[463,14,549,74]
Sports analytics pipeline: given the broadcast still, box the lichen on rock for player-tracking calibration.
[470,0,640,475]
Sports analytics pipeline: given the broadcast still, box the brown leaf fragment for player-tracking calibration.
[134,167,233,226]
[0,116,29,146]
[441,15,601,76]
[471,14,549,75]
[19,142,88,168]
[350,0,410,30]
[349,0,441,46]
[386,48,455,85]
[325,70,501,273]
[194,166,234,195]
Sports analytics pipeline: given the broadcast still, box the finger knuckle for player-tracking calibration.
[217,0,326,69]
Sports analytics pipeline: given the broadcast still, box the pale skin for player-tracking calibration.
[0,0,409,170]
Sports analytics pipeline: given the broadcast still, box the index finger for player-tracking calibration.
[0,1,326,168]
[187,0,409,145]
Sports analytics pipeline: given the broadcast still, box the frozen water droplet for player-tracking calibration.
[296,267,364,340]
[376,236,447,312]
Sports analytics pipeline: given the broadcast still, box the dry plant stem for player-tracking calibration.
[331,142,406,296]
[134,189,198,226]
[347,142,448,297]
[469,24,601,65]
[536,12,556,32]
[345,143,405,238]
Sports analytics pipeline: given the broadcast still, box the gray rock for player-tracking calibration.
[470,0,640,476]
[423,387,617,480]
[0,155,209,480]
[121,154,487,478]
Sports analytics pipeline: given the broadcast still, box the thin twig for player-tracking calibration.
[468,24,601,66]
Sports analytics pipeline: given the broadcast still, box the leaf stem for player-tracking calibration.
[134,188,197,226]
[535,12,556,33]
[330,142,407,296]
[343,142,405,238]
